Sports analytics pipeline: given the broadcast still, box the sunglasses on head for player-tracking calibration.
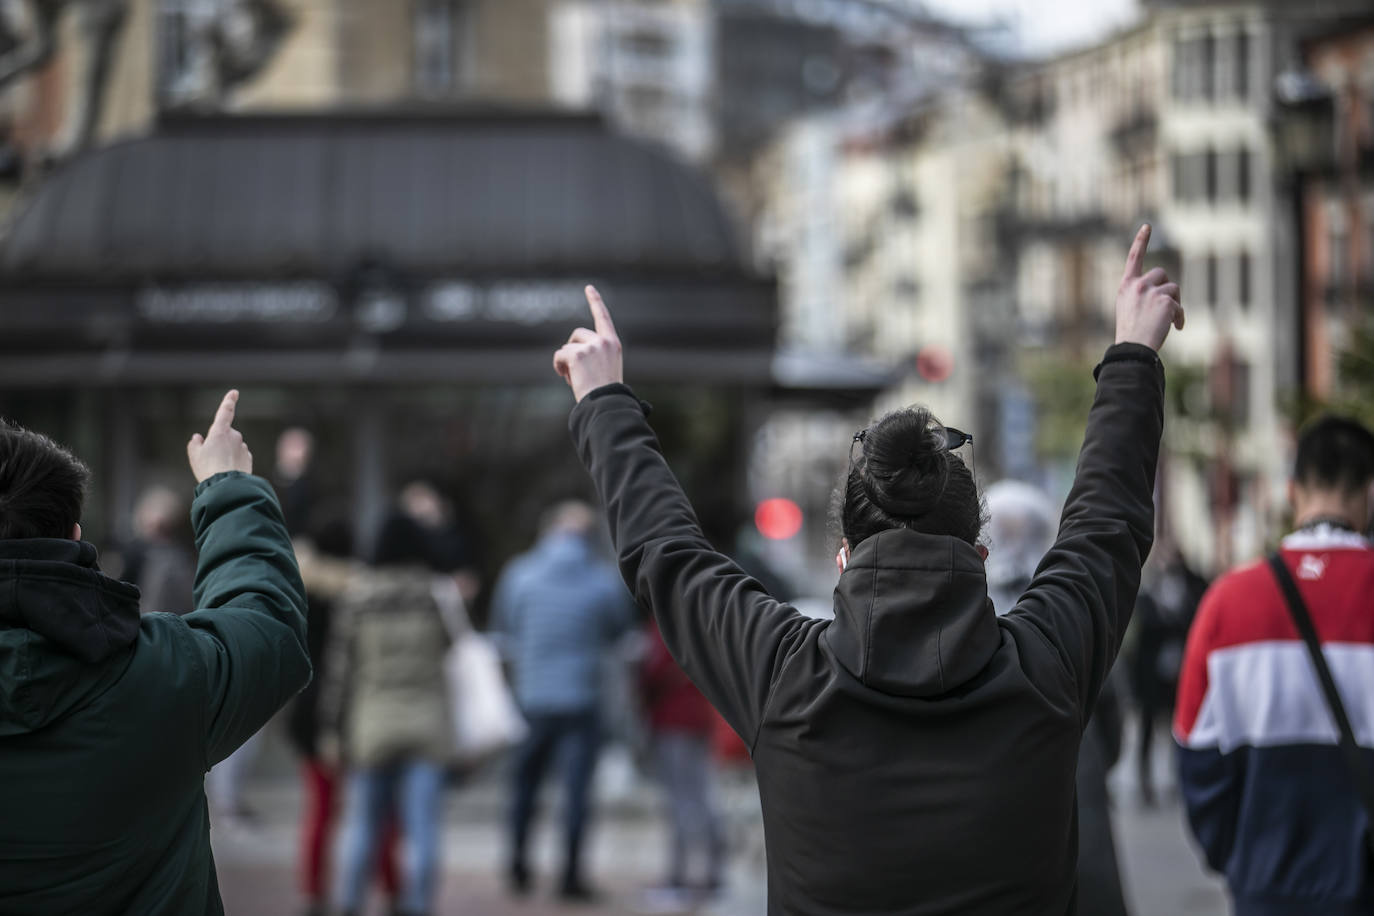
[850,424,975,478]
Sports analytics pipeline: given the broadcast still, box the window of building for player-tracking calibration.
[622,29,672,58]
[158,0,223,103]
[1171,35,1185,98]
[893,276,920,300]
[1200,32,1216,101]
[1207,253,1219,304]
[1173,33,1207,100]
[1205,147,1218,202]
[414,0,461,97]
[1173,151,1206,202]
[1329,204,1349,291]
[1229,359,1251,425]
[1238,250,1252,309]
[1237,148,1251,202]
[1234,31,1250,100]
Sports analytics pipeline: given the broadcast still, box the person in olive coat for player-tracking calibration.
[0,391,311,915]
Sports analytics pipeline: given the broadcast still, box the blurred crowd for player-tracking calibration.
[82,410,1374,916]
[112,428,742,916]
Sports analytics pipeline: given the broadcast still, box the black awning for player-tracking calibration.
[0,110,777,386]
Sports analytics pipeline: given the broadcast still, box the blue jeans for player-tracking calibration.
[509,710,600,887]
[336,758,444,913]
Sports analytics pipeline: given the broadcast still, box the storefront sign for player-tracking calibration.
[137,283,339,323]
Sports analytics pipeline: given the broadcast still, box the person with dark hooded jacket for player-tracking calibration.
[0,390,310,915]
[550,224,1183,914]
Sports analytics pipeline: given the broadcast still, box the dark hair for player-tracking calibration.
[1294,414,1374,495]
[307,508,355,561]
[837,406,984,548]
[0,420,91,540]
[371,512,465,572]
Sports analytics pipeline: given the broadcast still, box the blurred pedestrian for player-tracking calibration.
[275,426,315,537]
[1131,545,1205,806]
[1175,415,1374,915]
[127,484,196,615]
[0,391,310,914]
[492,500,634,901]
[986,479,1130,916]
[550,224,1182,912]
[289,515,401,916]
[639,620,726,908]
[983,479,1058,614]
[319,511,458,916]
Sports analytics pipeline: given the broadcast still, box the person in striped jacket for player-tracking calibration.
[1175,415,1374,916]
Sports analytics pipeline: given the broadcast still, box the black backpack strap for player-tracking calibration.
[1267,552,1374,858]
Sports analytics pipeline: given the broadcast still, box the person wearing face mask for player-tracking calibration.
[549,224,1182,914]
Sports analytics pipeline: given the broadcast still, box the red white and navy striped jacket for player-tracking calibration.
[1174,523,1374,916]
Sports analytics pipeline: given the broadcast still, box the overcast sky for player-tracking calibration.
[920,0,1142,56]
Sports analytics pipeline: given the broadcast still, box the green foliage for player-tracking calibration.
[1023,354,1097,462]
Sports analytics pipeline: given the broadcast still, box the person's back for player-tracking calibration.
[494,510,630,715]
[0,392,310,915]
[493,501,634,899]
[1175,415,1374,915]
[550,226,1184,912]
[328,565,452,768]
[744,572,1088,913]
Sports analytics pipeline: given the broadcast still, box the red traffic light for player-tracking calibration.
[916,345,953,382]
[755,498,803,541]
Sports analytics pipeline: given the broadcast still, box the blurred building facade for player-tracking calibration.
[4,0,1373,582]
[1286,18,1374,412]
[551,0,715,162]
[1007,0,1373,570]
[750,0,1373,577]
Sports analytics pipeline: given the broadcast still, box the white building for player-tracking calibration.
[550,0,715,162]
[1006,0,1369,573]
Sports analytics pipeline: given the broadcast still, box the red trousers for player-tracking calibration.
[300,758,401,902]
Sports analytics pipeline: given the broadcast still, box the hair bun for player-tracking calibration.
[857,407,950,518]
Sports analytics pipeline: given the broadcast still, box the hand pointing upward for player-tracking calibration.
[1115,224,1185,352]
[186,390,254,483]
[553,286,624,402]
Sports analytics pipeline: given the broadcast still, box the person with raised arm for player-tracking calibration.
[553,226,1182,914]
[0,391,311,915]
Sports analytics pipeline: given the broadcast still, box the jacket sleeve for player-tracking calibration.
[1004,343,1164,719]
[1173,585,1243,872]
[181,471,312,768]
[570,385,810,747]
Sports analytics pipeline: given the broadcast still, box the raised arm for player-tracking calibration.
[181,391,312,767]
[557,289,810,746]
[1004,225,1182,716]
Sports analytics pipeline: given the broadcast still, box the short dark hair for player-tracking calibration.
[0,420,91,540]
[1294,414,1374,495]
[837,406,985,549]
[371,512,464,572]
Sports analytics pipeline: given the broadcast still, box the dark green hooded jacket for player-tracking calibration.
[0,471,310,915]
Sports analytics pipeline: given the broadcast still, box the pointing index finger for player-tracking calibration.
[210,390,239,433]
[585,285,618,340]
[1123,223,1151,280]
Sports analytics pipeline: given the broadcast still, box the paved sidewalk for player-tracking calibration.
[215,716,1224,915]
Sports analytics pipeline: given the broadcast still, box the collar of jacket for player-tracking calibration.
[824,527,1000,698]
[0,539,142,663]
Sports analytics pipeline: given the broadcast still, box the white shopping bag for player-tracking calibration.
[432,578,528,764]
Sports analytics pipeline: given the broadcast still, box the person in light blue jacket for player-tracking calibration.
[491,500,634,901]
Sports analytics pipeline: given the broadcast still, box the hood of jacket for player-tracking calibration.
[0,539,142,736]
[825,527,1001,698]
